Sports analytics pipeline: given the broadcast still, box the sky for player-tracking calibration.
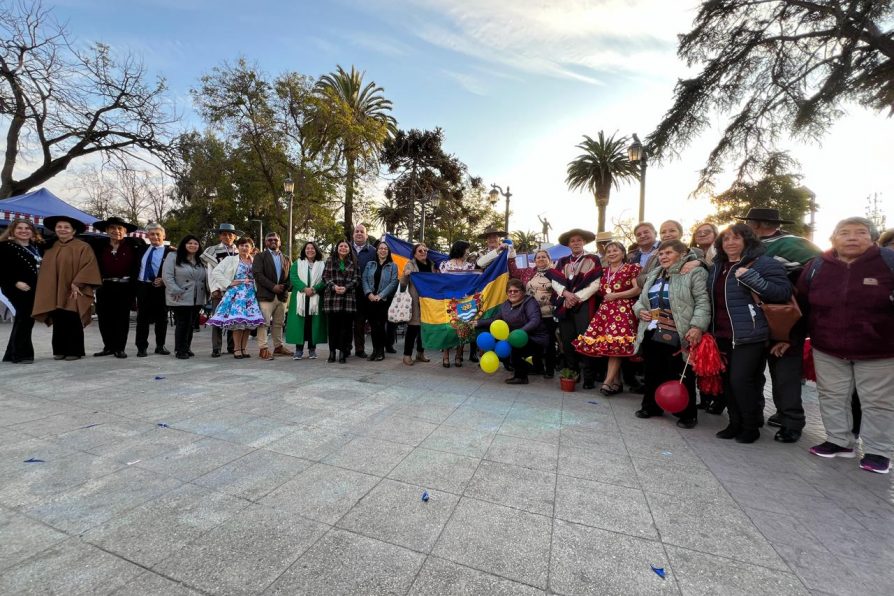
[43,0,894,248]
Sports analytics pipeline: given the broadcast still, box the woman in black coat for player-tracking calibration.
[323,240,359,363]
[0,219,43,363]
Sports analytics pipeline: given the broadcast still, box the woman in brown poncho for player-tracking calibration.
[32,216,102,360]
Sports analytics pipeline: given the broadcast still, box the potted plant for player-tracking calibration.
[559,368,578,392]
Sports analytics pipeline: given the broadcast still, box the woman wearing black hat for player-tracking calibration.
[0,219,44,363]
[32,216,102,360]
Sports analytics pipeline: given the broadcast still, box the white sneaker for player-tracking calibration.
[293,351,303,360]
[308,350,317,359]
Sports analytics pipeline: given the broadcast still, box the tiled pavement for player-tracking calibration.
[1,323,892,595]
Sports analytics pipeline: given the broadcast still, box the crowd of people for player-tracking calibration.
[1,208,892,474]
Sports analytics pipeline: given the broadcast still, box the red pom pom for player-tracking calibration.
[802,338,816,382]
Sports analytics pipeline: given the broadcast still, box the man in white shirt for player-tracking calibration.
[135,223,175,357]
[476,228,515,269]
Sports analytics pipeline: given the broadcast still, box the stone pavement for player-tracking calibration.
[1,322,892,595]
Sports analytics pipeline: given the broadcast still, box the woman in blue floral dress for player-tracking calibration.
[208,237,265,358]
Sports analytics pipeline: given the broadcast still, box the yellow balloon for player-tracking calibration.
[480,351,500,374]
[490,320,510,341]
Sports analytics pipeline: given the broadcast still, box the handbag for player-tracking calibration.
[650,278,681,347]
[388,285,412,323]
[750,291,801,342]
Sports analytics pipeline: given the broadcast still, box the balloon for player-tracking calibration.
[490,320,510,341]
[479,351,500,374]
[508,329,528,348]
[655,381,689,414]
[494,340,512,359]
[476,332,496,352]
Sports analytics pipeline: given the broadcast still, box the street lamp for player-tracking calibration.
[283,176,295,258]
[488,184,511,232]
[627,134,647,223]
[249,219,263,243]
[419,190,443,243]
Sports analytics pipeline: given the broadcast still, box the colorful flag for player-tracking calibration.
[412,251,509,350]
[382,234,447,276]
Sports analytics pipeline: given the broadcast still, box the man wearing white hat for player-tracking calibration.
[200,223,242,357]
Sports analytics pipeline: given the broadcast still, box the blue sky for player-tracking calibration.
[50,0,893,244]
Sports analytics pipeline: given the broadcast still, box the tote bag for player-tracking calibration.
[388,285,412,323]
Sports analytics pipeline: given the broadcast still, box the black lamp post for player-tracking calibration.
[488,184,511,232]
[283,176,295,258]
[627,134,647,223]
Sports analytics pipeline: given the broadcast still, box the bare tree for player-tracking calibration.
[75,163,117,220]
[0,1,177,198]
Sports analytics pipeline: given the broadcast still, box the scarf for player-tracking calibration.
[295,259,325,317]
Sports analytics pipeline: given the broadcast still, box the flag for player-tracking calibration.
[383,234,447,277]
[412,251,509,350]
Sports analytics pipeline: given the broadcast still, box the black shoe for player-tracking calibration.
[634,409,662,419]
[176,352,189,360]
[338,352,347,364]
[774,428,802,443]
[735,429,761,444]
[469,352,479,363]
[114,351,127,359]
[706,403,726,415]
[582,381,595,390]
[504,364,514,373]
[155,346,170,355]
[505,376,529,385]
[367,352,378,361]
[355,351,368,359]
[93,349,114,357]
[137,350,148,358]
[211,349,221,358]
[384,346,396,354]
[374,353,385,361]
[767,413,783,428]
[187,351,195,357]
[716,425,740,439]
[327,352,336,363]
[677,418,697,429]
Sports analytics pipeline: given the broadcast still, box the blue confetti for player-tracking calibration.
[24,458,45,463]
[81,424,100,429]
[421,491,430,502]
[154,376,166,380]
[651,565,666,579]
[587,400,599,405]
[660,451,672,457]
[157,423,170,428]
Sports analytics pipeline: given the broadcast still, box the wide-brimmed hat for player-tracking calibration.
[43,215,87,235]
[735,208,794,225]
[93,216,138,233]
[558,228,596,246]
[594,231,615,243]
[213,223,243,235]
[477,227,507,240]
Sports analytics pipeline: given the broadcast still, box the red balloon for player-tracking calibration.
[655,381,689,414]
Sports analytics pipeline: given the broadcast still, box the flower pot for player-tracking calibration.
[560,378,576,392]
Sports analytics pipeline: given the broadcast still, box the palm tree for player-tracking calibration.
[565,131,640,232]
[314,65,396,238]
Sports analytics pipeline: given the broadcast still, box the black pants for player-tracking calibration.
[96,281,134,352]
[368,300,389,354]
[353,295,368,354]
[329,311,353,354]
[559,306,592,377]
[3,293,35,362]
[640,330,697,420]
[766,340,806,431]
[135,282,168,351]
[717,338,767,431]
[172,305,200,355]
[51,309,84,357]
[386,321,397,350]
[509,343,543,380]
[403,324,424,356]
[531,318,557,375]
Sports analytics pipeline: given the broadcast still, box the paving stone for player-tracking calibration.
[110,571,203,595]
[154,504,328,594]
[433,497,551,589]
[83,426,203,466]
[264,425,354,461]
[550,520,677,595]
[265,528,424,595]
[135,436,253,481]
[555,474,658,539]
[409,556,545,595]
[665,545,809,596]
[485,434,558,472]
[0,509,68,573]
[338,478,460,552]
[360,414,439,446]
[388,447,481,494]
[420,425,497,457]
[497,417,562,444]
[0,451,125,508]
[323,435,415,476]
[192,449,311,501]
[260,463,379,524]
[465,460,556,515]
[633,457,730,499]
[772,543,874,594]
[443,406,507,431]
[557,444,640,488]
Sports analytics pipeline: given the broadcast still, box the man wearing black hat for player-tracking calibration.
[200,223,241,357]
[86,216,143,358]
[740,207,821,443]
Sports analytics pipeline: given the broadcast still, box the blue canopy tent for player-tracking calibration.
[0,188,99,230]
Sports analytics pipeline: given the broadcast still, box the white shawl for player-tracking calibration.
[295,259,325,317]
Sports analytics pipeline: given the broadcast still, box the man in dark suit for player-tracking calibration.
[350,223,376,358]
[253,232,293,360]
[135,223,175,357]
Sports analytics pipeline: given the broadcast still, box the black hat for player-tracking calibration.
[43,215,87,235]
[212,223,243,235]
[93,216,138,233]
[735,208,794,225]
[477,227,507,240]
[558,228,596,246]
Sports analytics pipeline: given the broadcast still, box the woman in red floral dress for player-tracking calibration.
[574,241,641,395]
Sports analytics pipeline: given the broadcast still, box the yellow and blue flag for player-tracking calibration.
[383,234,447,276]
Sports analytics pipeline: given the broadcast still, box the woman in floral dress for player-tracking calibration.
[574,241,641,395]
[439,240,476,367]
[208,237,265,358]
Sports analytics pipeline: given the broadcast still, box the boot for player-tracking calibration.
[402,355,414,366]
[338,351,347,364]
[415,351,430,363]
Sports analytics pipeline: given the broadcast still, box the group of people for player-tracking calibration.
[2,208,892,474]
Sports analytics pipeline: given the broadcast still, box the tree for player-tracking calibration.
[866,193,887,230]
[565,131,640,232]
[0,1,177,198]
[313,65,396,238]
[512,230,540,254]
[648,1,894,193]
[709,160,812,236]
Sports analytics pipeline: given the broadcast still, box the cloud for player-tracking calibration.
[346,32,414,57]
[441,69,489,96]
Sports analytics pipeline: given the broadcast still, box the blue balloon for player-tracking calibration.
[494,340,512,359]
[476,332,496,352]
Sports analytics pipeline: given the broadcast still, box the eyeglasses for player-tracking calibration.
[695,230,713,237]
[507,289,523,294]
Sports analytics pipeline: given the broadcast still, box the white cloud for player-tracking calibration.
[441,69,489,96]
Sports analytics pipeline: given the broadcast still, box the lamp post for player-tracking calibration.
[627,134,647,223]
[419,191,441,243]
[488,184,511,232]
[249,219,263,244]
[283,176,295,258]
